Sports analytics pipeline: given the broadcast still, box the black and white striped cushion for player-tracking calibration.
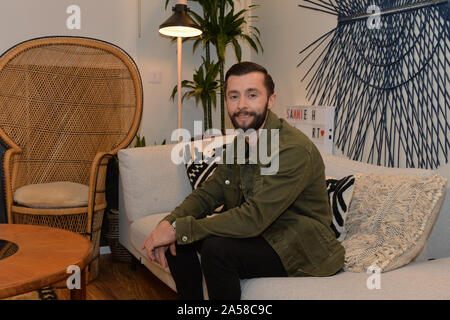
[185,144,226,190]
[185,143,227,214]
[326,175,355,242]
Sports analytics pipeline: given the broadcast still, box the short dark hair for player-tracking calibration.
[224,62,275,97]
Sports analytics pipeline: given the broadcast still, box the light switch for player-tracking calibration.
[149,70,161,83]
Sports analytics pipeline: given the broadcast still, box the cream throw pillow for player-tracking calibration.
[342,173,447,273]
[14,181,89,209]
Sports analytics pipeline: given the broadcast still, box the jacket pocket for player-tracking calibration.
[295,217,333,269]
[309,220,345,275]
[310,219,339,255]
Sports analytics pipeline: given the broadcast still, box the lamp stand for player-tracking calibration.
[177,36,182,131]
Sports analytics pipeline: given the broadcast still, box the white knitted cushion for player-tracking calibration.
[14,181,89,208]
[343,173,447,273]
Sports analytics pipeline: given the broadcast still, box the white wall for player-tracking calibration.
[250,0,335,117]
[138,0,202,144]
[0,0,138,58]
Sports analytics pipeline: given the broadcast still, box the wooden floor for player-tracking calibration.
[56,254,179,300]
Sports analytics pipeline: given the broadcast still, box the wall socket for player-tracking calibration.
[148,70,161,83]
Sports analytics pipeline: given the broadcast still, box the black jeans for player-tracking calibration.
[165,236,287,300]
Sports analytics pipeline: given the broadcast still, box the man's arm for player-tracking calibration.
[142,164,226,265]
[174,144,313,245]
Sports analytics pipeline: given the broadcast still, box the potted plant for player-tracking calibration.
[171,58,220,131]
[166,0,263,133]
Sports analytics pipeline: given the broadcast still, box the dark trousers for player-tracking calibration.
[165,236,287,300]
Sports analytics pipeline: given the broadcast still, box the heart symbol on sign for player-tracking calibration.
[321,130,325,136]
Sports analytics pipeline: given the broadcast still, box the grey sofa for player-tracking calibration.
[118,142,450,300]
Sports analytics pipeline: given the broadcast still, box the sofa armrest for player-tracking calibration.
[118,144,192,223]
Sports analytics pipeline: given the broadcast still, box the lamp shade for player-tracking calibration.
[159,4,202,38]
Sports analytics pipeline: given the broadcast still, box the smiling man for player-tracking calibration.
[142,62,345,300]
[225,66,275,131]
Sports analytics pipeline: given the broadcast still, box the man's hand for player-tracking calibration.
[153,244,177,268]
[142,221,177,268]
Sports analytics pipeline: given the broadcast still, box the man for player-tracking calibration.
[142,62,345,300]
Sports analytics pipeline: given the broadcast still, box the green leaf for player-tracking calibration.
[243,34,258,52]
[135,134,146,148]
[193,38,202,54]
[231,38,242,62]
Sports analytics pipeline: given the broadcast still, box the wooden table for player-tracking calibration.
[0,224,93,300]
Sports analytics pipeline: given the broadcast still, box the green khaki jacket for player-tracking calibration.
[162,110,345,277]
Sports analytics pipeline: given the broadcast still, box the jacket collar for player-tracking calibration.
[262,109,281,131]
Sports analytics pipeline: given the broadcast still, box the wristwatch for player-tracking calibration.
[171,220,176,231]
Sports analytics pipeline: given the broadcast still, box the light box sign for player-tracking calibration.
[284,106,335,154]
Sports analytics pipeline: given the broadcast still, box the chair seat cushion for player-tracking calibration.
[14,182,89,209]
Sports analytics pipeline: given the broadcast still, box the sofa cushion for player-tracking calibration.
[185,135,236,188]
[186,141,226,190]
[185,135,236,214]
[240,257,450,300]
[118,144,193,222]
[342,173,447,273]
[321,152,450,261]
[326,175,355,241]
[130,212,170,260]
[13,181,89,208]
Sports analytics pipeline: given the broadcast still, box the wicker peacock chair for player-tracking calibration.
[0,36,143,282]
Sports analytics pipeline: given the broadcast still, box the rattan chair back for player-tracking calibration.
[0,37,143,281]
[0,36,142,188]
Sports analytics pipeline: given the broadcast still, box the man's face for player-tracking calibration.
[225,72,276,131]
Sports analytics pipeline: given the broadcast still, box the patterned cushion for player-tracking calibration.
[185,136,235,214]
[185,142,227,190]
[326,175,355,242]
[343,173,447,273]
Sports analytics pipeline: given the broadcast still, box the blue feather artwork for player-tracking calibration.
[298,0,449,169]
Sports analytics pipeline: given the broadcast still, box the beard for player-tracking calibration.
[230,101,269,131]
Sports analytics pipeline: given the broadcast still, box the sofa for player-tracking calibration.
[118,139,450,300]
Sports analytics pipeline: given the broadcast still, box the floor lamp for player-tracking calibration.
[159,0,202,132]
